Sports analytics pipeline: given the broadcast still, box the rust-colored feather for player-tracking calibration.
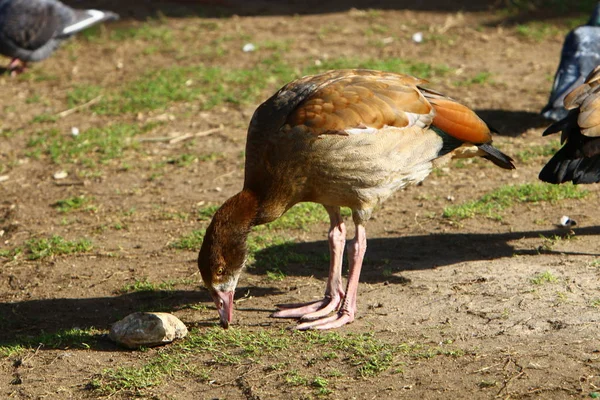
[423,95,492,144]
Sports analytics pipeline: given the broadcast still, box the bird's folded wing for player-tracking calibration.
[283,70,433,135]
[282,69,492,145]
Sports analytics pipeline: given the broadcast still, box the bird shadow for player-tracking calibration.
[476,109,551,137]
[2,225,598,350]
[249,225,600,284]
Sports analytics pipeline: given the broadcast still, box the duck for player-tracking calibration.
[0,0,119,76]
[542,2,600,121]
[540,65,600,184]
[198,69,515,330]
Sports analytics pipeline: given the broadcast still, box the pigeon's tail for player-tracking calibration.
[61,9,119,36]
[541,105,569,122]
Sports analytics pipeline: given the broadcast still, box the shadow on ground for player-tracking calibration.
[62,0,595,21]
[476,110,551,137]
[250,225,600,282]
[0,286,281,347]
[2,225,598,347]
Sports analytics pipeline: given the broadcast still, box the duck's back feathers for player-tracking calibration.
[541,66,600,184]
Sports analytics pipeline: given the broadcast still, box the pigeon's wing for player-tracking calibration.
[58,8,119,37]
[0,0,64,51]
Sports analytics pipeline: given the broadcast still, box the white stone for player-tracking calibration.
[109,312,188,349]
[53,171,68,180]
[242,43,255,52]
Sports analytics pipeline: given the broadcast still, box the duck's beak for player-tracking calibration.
[211,290,234,328]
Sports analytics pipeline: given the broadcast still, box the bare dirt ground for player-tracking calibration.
[1,1,600,399]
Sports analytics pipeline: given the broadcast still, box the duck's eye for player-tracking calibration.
[216,267,224,276]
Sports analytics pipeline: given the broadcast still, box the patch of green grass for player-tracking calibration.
[530,270,559,285]
[27,123,143,167]
[93,59,295,116]
[109,23,173,43]
[53,195,95,213]
[285,370,309,386]
[25,94,42,104]
[25,235,93,260]
[516,22,562,41]
[66,85,102,108]
[305,57,451,79]
[120,278,195,294]
[197,204,220,221]
[89,352,185,396]
[169,229,205,250]
[266,267,286,281]
[515,141,561,163]
[312,376,331,395]
[31,113,58,124]
[539,233,574,251]
[257,39,295,52]
[454,72,493,87]
[89,326,468,397]
[182,328,291,366]
[267,203,329,230]
[302,331,396,377]
[0,327,103,354]
[443,183,588,220]
[0,129,22,138]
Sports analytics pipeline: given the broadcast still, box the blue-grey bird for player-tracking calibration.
[0,0,119,76]
[542,3,600,121]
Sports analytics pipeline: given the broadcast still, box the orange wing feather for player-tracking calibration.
[420,89,492,144]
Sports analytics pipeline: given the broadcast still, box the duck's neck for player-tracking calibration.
[210,189,260,249]
[217,188,259,228]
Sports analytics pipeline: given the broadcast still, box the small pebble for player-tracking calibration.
[71,127,79,137]
[412,32,423,43]
[53,171,68,180]
[242,43,255,52]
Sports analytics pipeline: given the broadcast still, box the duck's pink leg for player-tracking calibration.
[271,206,345,319]
[296,223,366,330]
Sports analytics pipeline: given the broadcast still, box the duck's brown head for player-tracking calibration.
[198,190,258,328]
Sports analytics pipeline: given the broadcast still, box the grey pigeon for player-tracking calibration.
[542,3,600,121]
[0,0,119,75]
